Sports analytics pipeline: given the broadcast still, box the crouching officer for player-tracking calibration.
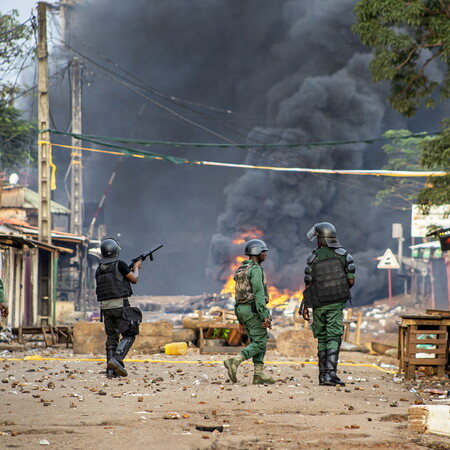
[224,239,275,385]
[96,237,142,378]
[302,222,356,386]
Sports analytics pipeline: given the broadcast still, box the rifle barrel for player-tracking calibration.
[129,244,163,268]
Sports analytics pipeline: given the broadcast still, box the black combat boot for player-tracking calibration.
[323,348,345,387]
[317,350,327,385]
[106,348,117,379]
[108,336,135,377]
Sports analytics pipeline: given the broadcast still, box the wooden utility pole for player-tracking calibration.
[37,1,52,243]
[69,56,85,313]
[69,57,83,235]
[37,2,54,325]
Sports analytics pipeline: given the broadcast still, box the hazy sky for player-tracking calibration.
[4,0,37,21]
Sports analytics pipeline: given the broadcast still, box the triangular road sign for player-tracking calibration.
[377,248,400,269]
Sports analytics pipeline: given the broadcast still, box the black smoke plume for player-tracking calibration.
[51,0,446,302]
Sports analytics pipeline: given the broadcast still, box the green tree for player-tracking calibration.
[0,9,34,100]
[0,9,35,176]
[416,118,450,214]
[0,102,35,173]
[375,129,429,210]
[353,0,449,117]
[353,1,449,212]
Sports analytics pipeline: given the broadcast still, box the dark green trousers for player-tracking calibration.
[311,302,346,352]
[235,303,267,365]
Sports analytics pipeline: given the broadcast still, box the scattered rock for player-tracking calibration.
[163,412,181,420]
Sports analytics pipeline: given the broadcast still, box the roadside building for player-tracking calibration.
[0,185,89,327]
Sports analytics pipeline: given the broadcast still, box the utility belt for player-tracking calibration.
[236,301,258,314]
[101,297,142,337]
[99,297,130,322]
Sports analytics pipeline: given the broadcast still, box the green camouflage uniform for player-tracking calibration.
[234,260,270,364]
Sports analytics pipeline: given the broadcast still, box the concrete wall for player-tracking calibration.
[73,321,174,355]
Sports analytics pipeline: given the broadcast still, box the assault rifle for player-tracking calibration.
[129,244,163,268]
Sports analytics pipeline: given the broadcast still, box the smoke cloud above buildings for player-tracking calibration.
[54,0,445,303]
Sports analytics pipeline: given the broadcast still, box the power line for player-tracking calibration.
[67,33,254,119]
[62,36,294,166]
[46,129,439,149]
[63,43,295,169]
[0,17,32,37]
[41,136,447,178]
[59,33,437,193]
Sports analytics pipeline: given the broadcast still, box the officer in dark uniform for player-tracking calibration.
[224,239,275,385]
[95,237,142,378]
[302,222,356,386]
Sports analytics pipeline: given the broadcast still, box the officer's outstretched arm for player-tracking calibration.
[249,266,270,321]
[126,260,142,284]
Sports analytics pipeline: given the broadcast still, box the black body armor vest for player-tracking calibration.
[95,261,132,301]
[304,255,350,308]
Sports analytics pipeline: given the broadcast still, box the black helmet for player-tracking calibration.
[244,239,268,256]
[100,238,121,262]
[307,222,341,248]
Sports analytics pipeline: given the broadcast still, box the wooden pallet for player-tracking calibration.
[196,310,241,354]
[398,315,450,379]
[13,326,73,348]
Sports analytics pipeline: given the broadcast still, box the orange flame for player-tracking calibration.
[221,230,303,308]
[231,227,264,245]
[266,286,303,309]
[221,258,303,307]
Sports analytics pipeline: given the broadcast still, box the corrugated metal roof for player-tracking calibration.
[0,186,70,214]
[0,234,72,253]
[0,219,87,244]
[23,188,70,214]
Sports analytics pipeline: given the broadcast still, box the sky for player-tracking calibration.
[4,0,37,21]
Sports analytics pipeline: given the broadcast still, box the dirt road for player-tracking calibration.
[0,349,449,449]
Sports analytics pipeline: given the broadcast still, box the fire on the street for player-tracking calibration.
[221,229,304,309]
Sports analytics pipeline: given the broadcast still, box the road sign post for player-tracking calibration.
[377,249,400,306]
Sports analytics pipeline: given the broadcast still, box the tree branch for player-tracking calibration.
[419,48,444,76]
[395,43,444,70]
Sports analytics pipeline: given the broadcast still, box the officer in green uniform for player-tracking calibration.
[302,222,355,386]
[224,239,275,385]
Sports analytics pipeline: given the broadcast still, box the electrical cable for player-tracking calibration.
[57,32,443,194]
[40,134,447,178]
[0,17,32,37]
[62,40,290,166]
[61,35,370,185]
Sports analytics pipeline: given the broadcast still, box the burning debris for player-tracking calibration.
[217,229,303,311]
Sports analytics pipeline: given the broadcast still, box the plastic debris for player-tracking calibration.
[163,412,181,419]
